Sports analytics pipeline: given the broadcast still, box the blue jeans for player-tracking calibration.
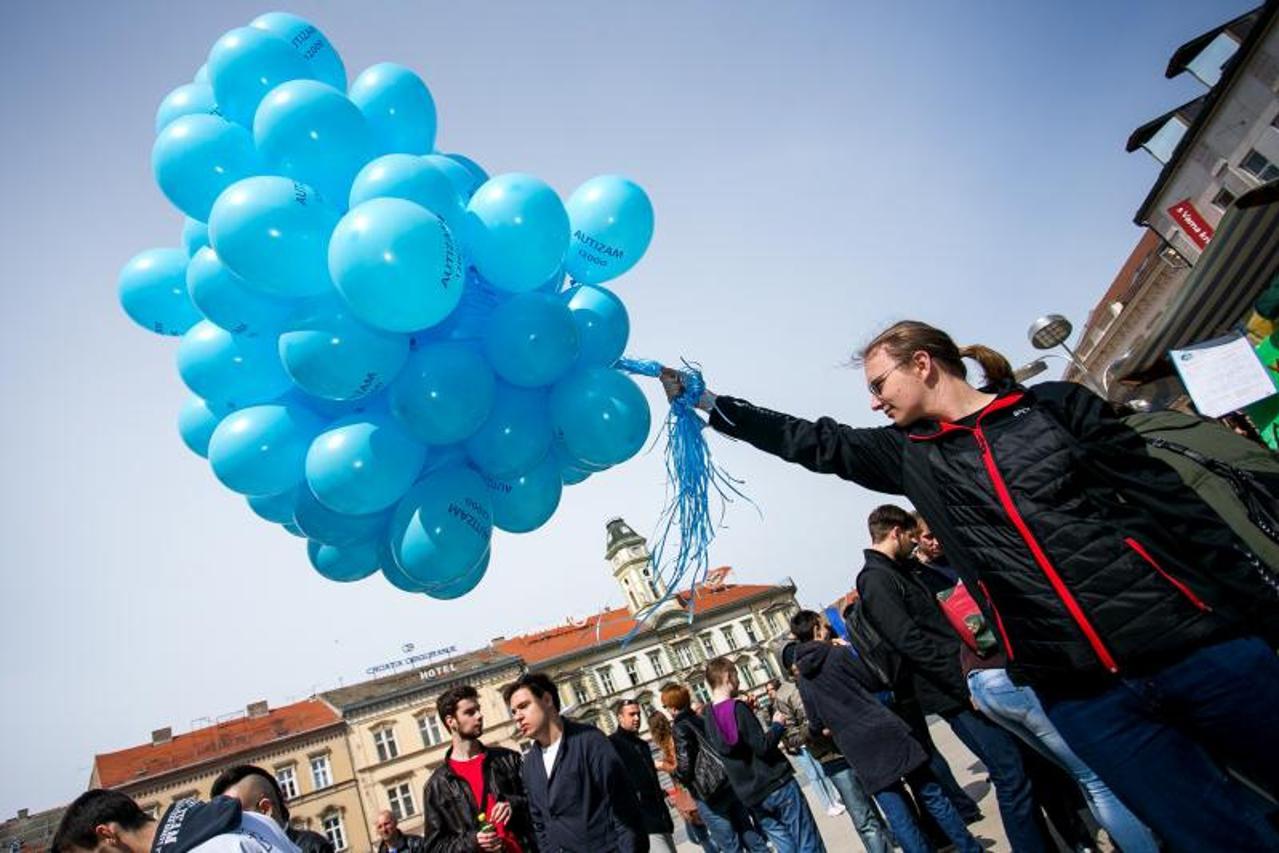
[751,779,826,853]
[696,795,769,853]
[793,748,840,810]
[683,815,717,853]
[874,768,981,853]
[1044,635,1279,852]
[822,759,891,853]
[947,708,1051,853]
[968,668,1158,853]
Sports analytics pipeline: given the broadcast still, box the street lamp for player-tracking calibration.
[1027,314,1106,395]
[1013,358,1049,383]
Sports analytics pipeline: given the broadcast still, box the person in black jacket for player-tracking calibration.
[859,505,1053,853]
[789,610,981,853]
[608,700,676,852]
[503,672,646,853]
[658,319,1279,850]
[700,657,825,853]
[661,683,769,853]
[422,683,536,853]
[209,765,334,853]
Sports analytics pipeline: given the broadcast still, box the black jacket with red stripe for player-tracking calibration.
[709,381,1276,695]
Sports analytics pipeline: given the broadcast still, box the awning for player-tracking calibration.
[1116,180,1279,380]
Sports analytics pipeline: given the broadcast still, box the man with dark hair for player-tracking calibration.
[423,683,535,852]
[52,789,296,853]
[858,504,1052,853]
[504,672,646,852]
[210,765,333,853]
[608,699,676,852]
[374,811,424,853]
[701,657,825,853]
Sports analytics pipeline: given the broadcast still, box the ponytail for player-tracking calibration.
[959,344,1014,387]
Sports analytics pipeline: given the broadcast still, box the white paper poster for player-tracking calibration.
[1170,333,1278,418]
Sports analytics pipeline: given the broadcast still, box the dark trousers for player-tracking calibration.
[1045,635,1279,852]
[947,709,1051,853]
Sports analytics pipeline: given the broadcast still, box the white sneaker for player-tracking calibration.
[826,804,846,817]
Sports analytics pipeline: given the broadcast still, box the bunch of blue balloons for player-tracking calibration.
[121,12,656,600]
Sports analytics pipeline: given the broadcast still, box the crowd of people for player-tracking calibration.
[50,319,1279,853]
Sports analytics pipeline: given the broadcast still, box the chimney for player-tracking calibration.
[490,636,506,644]
[151,727,173,745]
[18,808,29,819]
[246,701,269,718]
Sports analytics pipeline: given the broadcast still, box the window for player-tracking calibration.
[572,680,590,705]
[674,642,695,668]
[692,682,711,705]
[321,813,347,852]
[737,660,757,689]
[699,633,716,657]
[646,650,667,677]
[759,655,776,679]
[1210,187,1236,210]
[373,726,399,763]
[386,782,416,820]
[275,766,298,800]
[419,714,444,747]
[765,610,781,633]
[623,658,640,686]
[1240,149,1279,181]
[597,667,617,695]
[720,626,738,650]
[741,619,758,644]
[310,755,332,790]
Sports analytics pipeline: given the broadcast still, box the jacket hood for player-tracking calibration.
[152,798,242,853]
[794,640,832,678]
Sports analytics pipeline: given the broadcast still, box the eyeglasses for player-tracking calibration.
[867,362,906,398]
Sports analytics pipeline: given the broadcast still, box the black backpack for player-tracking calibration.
[844,590,903,693]
[675,717,729,799]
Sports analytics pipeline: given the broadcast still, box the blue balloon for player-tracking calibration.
[465,384,553,479]
[423,154,485,203]
[182,218,210,257]
[388,341,495,444]
[186,247,292,338]
[177,396,227,458]
[483,292,579,387]
[207,26,313,128]
[155,82,219,134]
[388,465,492,588]
[464,174,569,293]
[328,198,466,333]
[208,176,340,298]
[381,550,430,592]
[250,12,347,91]
[427,549,489,599]
[194,63,209,84]
[442,153,488,187]
[282,521,306,537]
[423,270,503,343]
[305,414,427,514]
[551,367,651,467]
[279,301,409,400]
[349,155,464,231]
[349,63,437,155]
[152,114,262,221]
[254,80,373,209]
[308,538,380,582]
[208,402,326,496]
[564,175,655,285]
[118,248,202,336]
[481,453,563,533]
[562,284,629,367]
[293,487,388,546]
[248,487,298,523]
[177,320,293,409]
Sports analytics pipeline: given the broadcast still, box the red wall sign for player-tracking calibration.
[1167,198,1215,249]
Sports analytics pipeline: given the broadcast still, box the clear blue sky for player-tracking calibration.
[0,0,1253,815]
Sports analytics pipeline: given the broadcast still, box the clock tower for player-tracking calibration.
[605,518,677,616]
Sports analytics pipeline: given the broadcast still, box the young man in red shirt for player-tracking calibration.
[423,684,535,852]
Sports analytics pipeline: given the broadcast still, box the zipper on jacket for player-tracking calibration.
[978,579,1016,660]
[973,428,1121,674]
[1123,536,1212,612]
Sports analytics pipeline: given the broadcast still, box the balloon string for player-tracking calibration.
[615,357,754,643]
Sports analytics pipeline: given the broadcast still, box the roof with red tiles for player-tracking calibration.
[495,580,791,665]
[93,698,341,789]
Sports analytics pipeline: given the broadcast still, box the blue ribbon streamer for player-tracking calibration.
[615,357,752,641]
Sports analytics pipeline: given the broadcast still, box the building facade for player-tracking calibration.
[493,518,801,734]
[90,699,368,853]
[319,649,524,842]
